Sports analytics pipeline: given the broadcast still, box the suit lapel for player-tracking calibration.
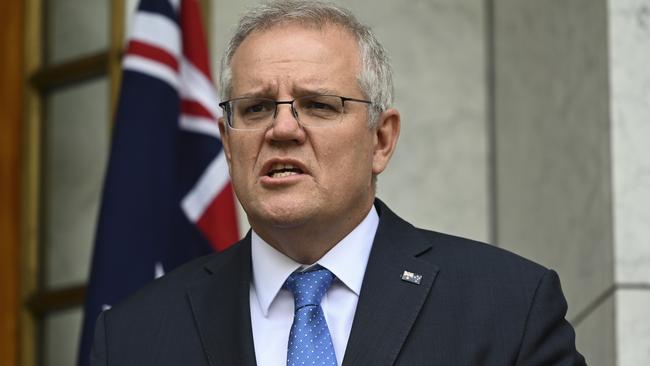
[342,201,440,366]
[186,235,257,366]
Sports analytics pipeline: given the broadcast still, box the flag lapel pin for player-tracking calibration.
[401,270,423,285]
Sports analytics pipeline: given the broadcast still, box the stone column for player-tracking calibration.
[609,0,650,364]
[492,0,650,365]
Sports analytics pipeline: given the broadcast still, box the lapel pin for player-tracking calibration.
[401,270,423,285]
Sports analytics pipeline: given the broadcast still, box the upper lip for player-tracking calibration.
[261,158,310,177]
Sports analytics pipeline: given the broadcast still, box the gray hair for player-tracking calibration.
[218,0,393,126]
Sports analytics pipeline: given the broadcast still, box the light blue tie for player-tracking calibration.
[284,267,338,366]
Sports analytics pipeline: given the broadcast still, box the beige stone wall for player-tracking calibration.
[492,0,614,322]
[489,0,650,364]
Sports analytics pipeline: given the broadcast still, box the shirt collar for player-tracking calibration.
[251,205,379,316]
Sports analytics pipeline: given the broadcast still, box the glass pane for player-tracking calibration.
[43,77,109,289]
[46,0,109,64]
[43,307,83,366]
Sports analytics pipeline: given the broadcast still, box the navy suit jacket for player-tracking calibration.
[91,200,586,365]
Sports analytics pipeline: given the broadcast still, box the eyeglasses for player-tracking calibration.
[218,94,372,130]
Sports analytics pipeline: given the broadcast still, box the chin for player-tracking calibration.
[250,197,316,229]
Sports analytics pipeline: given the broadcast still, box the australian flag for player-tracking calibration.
[77,0,239,365]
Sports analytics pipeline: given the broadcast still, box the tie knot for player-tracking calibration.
[284,267,335,309]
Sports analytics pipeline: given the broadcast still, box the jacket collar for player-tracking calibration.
[186,199,439,366]
[342,199,439,366]
[186,232,257,366]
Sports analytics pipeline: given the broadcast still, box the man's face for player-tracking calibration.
[220,23,396,240]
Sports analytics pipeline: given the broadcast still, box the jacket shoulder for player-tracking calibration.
[107,239,246,317]
[420,228,547,273]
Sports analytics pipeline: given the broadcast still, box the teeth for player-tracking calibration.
[271,171,299,178]
[271,163,295,171]
[267,162,303,178]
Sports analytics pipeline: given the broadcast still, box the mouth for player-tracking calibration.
[265,163,305,178]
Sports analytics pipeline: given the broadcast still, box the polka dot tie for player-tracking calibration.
[284,267,338,366]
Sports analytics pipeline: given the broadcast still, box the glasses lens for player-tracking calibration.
[232,98,275,129]
[295,95,343,126]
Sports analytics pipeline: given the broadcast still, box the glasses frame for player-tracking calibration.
[218,94,372,131]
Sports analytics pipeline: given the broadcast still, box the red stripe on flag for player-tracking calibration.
[196,183,240,251]
[181,100,214,119]
[180,0,212,80]
[127,40,179,72]
[181,0,239,252]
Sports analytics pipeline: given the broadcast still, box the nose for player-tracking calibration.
[267,103,306,144]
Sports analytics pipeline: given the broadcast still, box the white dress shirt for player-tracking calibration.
[250,206,379,366]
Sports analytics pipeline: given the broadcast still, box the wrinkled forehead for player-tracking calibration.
[228,22,363,93]
[232,20,361,60]
[237,17,360,54]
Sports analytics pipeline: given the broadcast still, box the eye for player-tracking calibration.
[305,100,336,111]
[243,102,271,114]
[303,96,340,112]
[298,96,342,119]
[236,99,274,120]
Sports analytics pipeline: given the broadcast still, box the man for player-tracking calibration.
[91,1,586,365]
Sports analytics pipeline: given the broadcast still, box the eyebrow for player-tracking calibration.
[292,86,339,97]
[235,84,279,98]
[233,82,339,99]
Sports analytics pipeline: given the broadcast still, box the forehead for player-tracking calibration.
[228,23,362,95]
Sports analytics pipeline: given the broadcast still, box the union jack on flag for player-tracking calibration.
[77,0,239,364]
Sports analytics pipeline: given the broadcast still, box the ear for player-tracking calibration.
[218,117,233,173]
[372,108,400,175]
